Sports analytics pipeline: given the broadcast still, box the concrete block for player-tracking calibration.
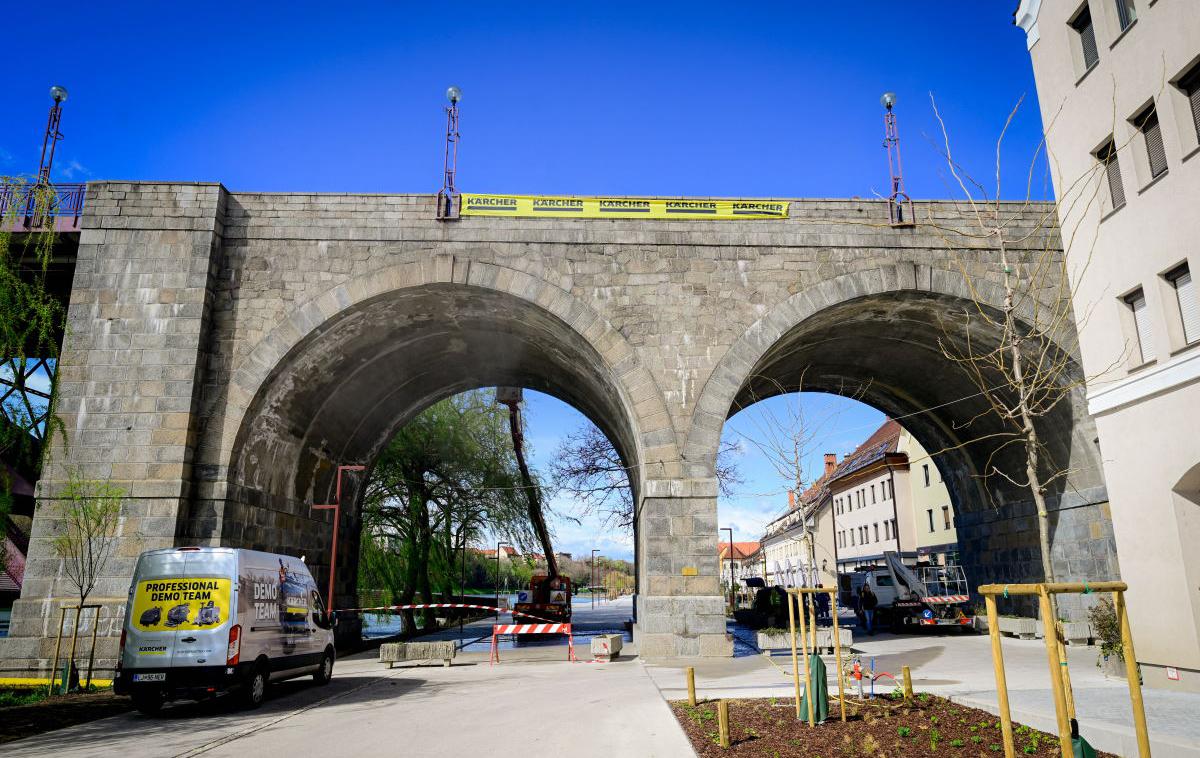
[591,634,623,661]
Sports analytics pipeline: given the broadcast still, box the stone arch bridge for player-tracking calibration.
[1,182,1117,674]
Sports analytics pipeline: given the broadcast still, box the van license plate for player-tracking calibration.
[132,673,166,682]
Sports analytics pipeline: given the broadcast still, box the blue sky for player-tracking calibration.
[2,3,1048,201]
[1,3,1045,560]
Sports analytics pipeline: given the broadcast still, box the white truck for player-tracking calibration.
[842,551,973,632]
[114,547,336,714]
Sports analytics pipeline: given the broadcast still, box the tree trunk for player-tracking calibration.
[999,236,1057,616]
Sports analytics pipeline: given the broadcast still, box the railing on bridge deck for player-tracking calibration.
[0,182,86,232]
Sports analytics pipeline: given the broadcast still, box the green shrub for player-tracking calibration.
[1088,598,1123,662]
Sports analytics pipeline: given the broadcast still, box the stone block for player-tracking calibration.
[379,641,456,667]
[591,634,623,661]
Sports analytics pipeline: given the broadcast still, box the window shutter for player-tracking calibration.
[1142,111,1167,178]
[1102,145,1127,209]
[1075,10,1099,70]
[1129,293,1154,362]
[1183,69,1200,144]
[1173,270,1200,344]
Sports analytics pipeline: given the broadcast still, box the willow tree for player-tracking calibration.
[360,389,535,632]
[1,178,68,563]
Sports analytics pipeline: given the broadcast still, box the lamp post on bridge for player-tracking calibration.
[436,85,462,220]
[37,85,68,186]
[880,91,914,227]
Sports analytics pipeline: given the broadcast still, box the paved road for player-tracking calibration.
[6,597,696,758]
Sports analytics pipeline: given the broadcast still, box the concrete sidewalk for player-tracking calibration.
[642,626,1200,757]
[5,597,695,758]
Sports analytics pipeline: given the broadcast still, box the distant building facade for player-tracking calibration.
[760,420,960,580]
[1014,0,1200,690]
[718,541,762,589]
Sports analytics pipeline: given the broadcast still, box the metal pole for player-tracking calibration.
[311,465,365,614]
[986,595,1016,758]
[722,528,734,611]
[37,96,65,186]
[592,548,599,610]
[1037,587,1073,758]
[1114,590,1151,757]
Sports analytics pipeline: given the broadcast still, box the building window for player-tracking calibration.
[1125,288,1155,363]
[1071,5,1099,72]
[1114,0,1135,32]
[1135,106,1168,179]
[923,464,930,487]
[1095,140,1126,210]
[871,485,877,503]
[927,509,935,533]
[1167,265,1200,345]
[884,520,890,540]
[872,523,878,542]
[891,519,897,538]
[1180,64,1200,145]
[942,506,952,530]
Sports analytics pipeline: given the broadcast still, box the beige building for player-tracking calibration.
[760,421,959,581]
[898,431,959,565]
[1015,0,1200,691]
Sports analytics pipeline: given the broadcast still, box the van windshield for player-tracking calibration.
[875,576,894,587]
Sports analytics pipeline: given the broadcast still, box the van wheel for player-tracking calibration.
[313,651,333,685]
[132,692,164,715]
[242,665,268,709]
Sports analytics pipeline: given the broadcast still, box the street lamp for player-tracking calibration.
[721,527,735,612]
[880,90,914,227]
[495,540,512,618]
[37,85,69,186]
[591,548,600,608]
[437,85,462,220]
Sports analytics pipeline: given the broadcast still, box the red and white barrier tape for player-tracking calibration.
[337,602,562,625]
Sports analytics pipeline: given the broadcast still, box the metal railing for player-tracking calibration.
[0,181,85,230]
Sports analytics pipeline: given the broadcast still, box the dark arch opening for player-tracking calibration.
[723,290,1112,603]
[204,283,644,615]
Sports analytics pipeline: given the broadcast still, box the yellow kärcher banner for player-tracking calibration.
[460,194,789,220]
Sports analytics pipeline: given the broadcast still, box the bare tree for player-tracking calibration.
[924,93,1119,595]
[550,422,741,529]
[52,472,123,686]
[729,374,866,583]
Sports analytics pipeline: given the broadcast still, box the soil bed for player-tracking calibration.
[0,688,131,744]
[670,695,1117,757]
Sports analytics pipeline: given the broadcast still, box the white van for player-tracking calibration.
[113,547,336,714]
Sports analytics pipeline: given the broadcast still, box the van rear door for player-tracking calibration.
[169,550,236,668]
[125,550,189,670]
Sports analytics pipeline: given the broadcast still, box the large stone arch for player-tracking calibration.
[191,254,675,615]
[686,262,1115,614]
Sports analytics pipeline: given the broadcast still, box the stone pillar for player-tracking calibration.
[634,478,732,657]
[0,182,225,677]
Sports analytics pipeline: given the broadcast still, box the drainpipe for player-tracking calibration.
[887,465,901,559]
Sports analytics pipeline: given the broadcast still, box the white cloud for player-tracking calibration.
[56,158,90,181]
